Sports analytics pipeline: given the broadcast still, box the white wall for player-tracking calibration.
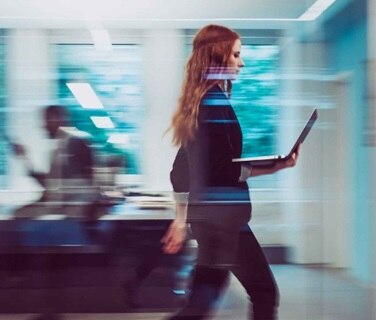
[278,35,353,266]
[142,29,185,191]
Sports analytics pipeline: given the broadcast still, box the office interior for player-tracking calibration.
[0,0,375,319]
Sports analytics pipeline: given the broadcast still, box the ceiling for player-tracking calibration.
[0,0,318,29]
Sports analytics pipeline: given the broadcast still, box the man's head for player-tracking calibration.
[43,105,69,138]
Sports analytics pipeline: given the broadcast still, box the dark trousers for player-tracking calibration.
[167,223,279,320]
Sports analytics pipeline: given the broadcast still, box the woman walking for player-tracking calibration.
[163,24,300,320]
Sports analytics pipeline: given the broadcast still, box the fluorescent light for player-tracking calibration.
[299,0,336,21]
[66,82,104,109]
[107,133,130,145]
[90,116,115,129]
[90,29,112,51]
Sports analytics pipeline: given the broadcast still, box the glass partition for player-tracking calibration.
[232,45,279,157]
[54,44,145,174]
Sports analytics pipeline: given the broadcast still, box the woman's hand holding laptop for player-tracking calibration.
[248,143,301,177]
[278,143,301,169]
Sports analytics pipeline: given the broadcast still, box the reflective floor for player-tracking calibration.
[0,265,374,320]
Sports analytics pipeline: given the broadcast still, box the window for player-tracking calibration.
[54,44,145,174]
[231,45,279,157]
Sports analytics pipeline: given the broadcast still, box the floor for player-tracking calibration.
[0,265,374,320]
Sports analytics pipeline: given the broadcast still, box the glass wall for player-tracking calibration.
[232,45,279,157]
[54,44,145,174]
[54,43,279,176]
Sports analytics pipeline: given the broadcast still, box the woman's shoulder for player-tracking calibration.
[202,84,229,105]
[199,84,232,121]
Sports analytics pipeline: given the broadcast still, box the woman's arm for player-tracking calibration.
[162,148,189,254]
[10,142,46,186]
[161,199,187,254]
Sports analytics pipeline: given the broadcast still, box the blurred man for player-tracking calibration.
[8,105,97,320]
[12,105,95,219]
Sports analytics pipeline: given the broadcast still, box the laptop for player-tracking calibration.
[232,108,318,166]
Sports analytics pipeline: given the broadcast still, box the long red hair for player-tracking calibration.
[171,25,240,146]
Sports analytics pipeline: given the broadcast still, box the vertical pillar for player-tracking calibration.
[279,35,351,266]
[142,29,185,191]
[5,29,53,193]
[367,0,376,316]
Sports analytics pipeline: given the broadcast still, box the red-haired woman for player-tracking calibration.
[163,25,300,320]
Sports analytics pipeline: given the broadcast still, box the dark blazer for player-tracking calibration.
[170,147,189,193]
[30,134,93,187]
[171,84,251,225]
[61,135,93,182]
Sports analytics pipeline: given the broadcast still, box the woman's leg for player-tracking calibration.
[230,225,279,320]
[167,265,229,320]
[166,222,230,320]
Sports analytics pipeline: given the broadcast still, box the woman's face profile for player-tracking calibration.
[227,39,244,79]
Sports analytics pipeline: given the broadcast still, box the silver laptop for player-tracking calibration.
[233,108,318,166]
